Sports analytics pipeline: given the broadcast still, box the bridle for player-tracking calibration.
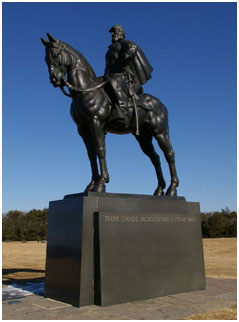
[51,43,109,98]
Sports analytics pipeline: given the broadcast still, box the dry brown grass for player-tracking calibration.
[203,238,237,279]
[3,238,237,281]
[2,238,237,320]
[2,241,47,283]
[182,305,237,320]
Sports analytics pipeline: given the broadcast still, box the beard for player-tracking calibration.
[112,33,124,43]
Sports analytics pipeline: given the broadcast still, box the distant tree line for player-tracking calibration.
[2,209,48,241]
[201,208,237,238]
[2,207,237,241]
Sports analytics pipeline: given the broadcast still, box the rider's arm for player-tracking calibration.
[123,42,137,60]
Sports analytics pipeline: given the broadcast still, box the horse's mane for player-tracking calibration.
[60,40,97,78]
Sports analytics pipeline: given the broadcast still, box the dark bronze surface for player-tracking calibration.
[96,206,205,306]
[44,197,90,306]
[44,193,205,307]
[41,28,179,197]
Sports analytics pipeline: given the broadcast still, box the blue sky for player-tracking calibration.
[2,2,237,213]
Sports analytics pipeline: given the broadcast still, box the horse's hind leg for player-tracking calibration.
[134,131,166,196]
[154,130,179,196]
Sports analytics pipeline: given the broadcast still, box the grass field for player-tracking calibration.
[3,241,46,283]
[2,237,237,319]
[202,238,237,279]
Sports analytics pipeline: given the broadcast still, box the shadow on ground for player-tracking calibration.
[2,268,45,285]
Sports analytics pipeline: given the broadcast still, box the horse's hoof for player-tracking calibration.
[165,186,177,196]
[84,180,95,192]
[92,182,106,193]
[153,187,164,196]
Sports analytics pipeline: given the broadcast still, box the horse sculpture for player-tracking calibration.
[41,33,179,196]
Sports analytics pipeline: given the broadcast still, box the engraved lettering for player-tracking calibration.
[104,215,120,222]
[104,214,198,223]
[121,216,139,222]
[174,217,187,222]
[161,217,170,222]
[187,217,198,223]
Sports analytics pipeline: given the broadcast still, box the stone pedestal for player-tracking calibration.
[44,192,206,307]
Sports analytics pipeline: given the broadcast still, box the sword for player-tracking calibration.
[131,92,140,136]
[128,83,140,136]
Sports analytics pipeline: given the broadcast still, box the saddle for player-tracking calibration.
[102,75,156,130]
[106,97,133,130]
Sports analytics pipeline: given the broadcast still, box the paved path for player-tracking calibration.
[2,277,236,320]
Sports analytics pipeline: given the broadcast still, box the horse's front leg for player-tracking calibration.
[90,118,109,193]
[78,128,100,192]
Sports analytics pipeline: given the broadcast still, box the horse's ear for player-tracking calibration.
[46,33,57,43]
[41,37,48,47]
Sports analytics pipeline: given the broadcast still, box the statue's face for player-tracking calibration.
[111,28,123,43]
[45,43,65,88]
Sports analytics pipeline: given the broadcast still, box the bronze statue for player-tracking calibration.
[41,29,179,196]
[104,25,153,130]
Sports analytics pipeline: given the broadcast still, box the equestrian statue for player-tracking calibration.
[41,26,179,196]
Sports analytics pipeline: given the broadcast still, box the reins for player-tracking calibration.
[60,75,109,98]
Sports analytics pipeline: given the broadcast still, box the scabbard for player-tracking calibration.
[132,95,140,136]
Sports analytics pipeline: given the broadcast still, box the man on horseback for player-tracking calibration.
[104,25,153,128]
[42,32,179,196]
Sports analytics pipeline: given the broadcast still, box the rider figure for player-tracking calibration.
[104,25,153,126]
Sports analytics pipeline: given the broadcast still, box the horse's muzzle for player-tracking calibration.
[50,78,61,87]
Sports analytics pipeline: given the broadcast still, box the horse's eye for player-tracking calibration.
[52,51,58,58]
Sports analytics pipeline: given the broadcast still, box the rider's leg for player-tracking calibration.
[110,74,129,108]
[107,75,131,127]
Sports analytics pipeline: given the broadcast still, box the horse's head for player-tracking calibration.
[41,33,67,88]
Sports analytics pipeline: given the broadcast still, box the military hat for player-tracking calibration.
[109,25,125,34]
